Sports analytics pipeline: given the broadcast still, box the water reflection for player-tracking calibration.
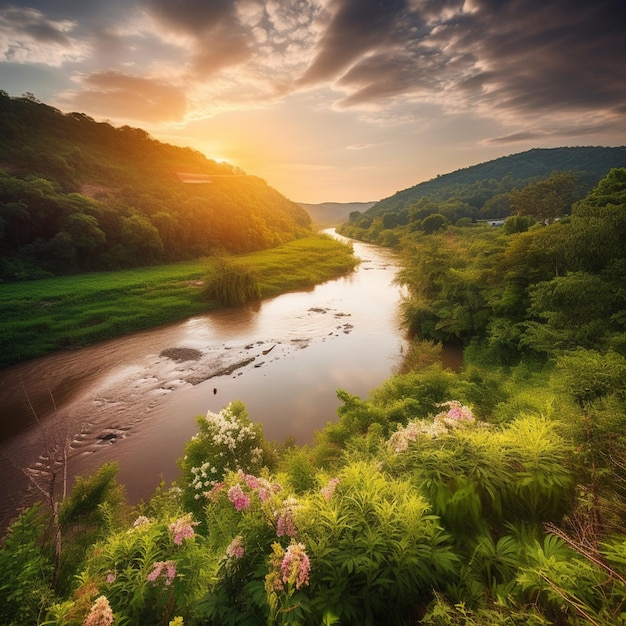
[0,231,407,528]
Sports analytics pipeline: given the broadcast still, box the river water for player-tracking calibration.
[0,232,409,530]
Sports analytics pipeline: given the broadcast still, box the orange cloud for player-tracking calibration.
[62,71,187,122]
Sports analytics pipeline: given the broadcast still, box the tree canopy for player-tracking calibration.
[0,92,311,280]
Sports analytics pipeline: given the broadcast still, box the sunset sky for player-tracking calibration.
[1,0,625,203]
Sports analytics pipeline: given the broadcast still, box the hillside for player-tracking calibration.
[0,92,311,280]
[299,201,376,228]
[367,146,626,217]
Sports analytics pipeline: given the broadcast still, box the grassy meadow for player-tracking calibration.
[0,234,358,368]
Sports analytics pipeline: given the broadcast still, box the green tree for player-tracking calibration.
[63,213,106,259]
[522,272,621,354]
[421,213,450,234]
[567,168,626,272]
[507,171,581,221]
[121,214,164,263]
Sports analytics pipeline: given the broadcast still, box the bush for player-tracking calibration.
[0,504,54,626]
[203,257,260,306]
[177,401,274,526]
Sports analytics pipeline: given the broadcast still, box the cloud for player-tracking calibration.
[60,70,187,122]
[453,0,626,116]
[297,0,407,86]
[293,0,625,132]
[0,4,89,65]
[145,0,252,76]
[3,0,624,140]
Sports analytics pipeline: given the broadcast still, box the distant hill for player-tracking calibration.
[368,146,626,217]
[299,201,376,228]
[0,92,311,280]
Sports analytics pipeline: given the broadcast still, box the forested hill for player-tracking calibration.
[368,146,626,217]
[299,201,376,227]
[0,92,311,280]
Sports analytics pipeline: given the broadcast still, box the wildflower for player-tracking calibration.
[169,514,198,545]
[388,401,476,452]
[83,595,114,626]
[147,562,162,582]
[147,560,177,585]
[169,618,184,626]
[436,400,475,425]
[281,542,311,589]
[132,515,150,528]
[265,542,286,592]
[244,473,259,489]
[165,561,177,585]
[206,482,224,501]
[228,484,251,511]
[226,535,245,559]
[105,572,116,584]
[320,477,340,500]
[275,497,300,538]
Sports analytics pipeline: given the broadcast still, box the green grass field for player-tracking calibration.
[0,234,358,368]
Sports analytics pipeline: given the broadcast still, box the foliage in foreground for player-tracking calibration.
[2,169,626,624]
[3,366,626,626]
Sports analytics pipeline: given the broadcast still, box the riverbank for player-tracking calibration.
[0,234,405,535]
[0,233,358,368]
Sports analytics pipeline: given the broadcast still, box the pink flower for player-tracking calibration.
[321,477,340,500]
[280,543,311,589]
[227,484,251,511]
[147,561,163,582]
[164,561,177,585]
[147,560,177,585]
[82,595,114,626]
[437,400,475,422]
[275,497,300,537]
[105,572,116,584]
[169,514,198,545]
[245,474,259,489]
[226,535,245,559]
[206,482,224,501]
[276,512,297,538]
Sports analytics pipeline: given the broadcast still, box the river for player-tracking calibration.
[0,231,410,530]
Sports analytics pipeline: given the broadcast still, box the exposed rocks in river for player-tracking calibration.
[160,347,203,362]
